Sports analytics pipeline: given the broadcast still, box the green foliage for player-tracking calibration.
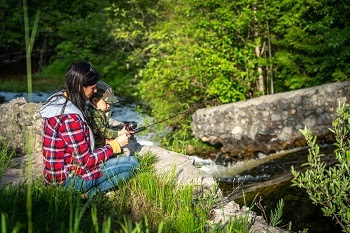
[118,215,163,233]
[136,0,349,151]
[272,0,350,91]
[210,216,250,233]
[136,0,262,150]
[0,0,111,54]
[2,0,350,152]
[0,0,24,52]
[0,142,14,180]
[34,0,162,96]
[223,217,250,233]
[270,198,284,227]
[138,0,260,115]
[0,182,160,233]
[291,102,350,232]
[157,119,216,155]
[33,59,71,87]
[0,181,84,232]
[111,152,215,232]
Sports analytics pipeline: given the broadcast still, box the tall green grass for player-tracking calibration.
[0,142,14,179]
[110,152,212,232]
[0,150,254,233]
[23,0,40,231]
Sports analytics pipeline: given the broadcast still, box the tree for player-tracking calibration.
[271,0,350,91]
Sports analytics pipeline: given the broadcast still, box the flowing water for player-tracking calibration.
[193,146,342,233]
[0,91,343,232]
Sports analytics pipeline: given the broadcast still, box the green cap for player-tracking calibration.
[93,81,119,104]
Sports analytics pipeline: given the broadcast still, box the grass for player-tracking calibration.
[109,152,212,232]
[0,76,64,93]
[0,142,14,179]
[0,58,68,93]
[0,148,253,233]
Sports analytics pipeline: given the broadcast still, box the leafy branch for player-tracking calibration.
[291,102,350,232]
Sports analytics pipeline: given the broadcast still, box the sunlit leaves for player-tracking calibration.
[291,102,350,231]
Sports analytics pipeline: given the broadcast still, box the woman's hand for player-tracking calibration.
[116,133,129,147]
[106,129,130,153]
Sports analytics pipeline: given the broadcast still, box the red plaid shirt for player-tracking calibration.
[42,113,113,185]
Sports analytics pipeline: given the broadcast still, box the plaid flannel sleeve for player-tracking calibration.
[60,114,113,170]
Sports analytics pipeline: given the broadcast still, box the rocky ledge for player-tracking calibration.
[192,81,350,157]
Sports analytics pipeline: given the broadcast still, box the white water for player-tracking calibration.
[192,147,309,184]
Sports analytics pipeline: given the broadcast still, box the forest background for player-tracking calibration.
[1,0,349,152]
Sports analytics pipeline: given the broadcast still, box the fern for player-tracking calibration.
[269,198,284,227]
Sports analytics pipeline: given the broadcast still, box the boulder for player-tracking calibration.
[138,145,218,195]
[0,98,43,155]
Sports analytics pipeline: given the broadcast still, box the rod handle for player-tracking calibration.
[133,126,146,134]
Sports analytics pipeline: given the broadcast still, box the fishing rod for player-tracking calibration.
[125,99,219,134]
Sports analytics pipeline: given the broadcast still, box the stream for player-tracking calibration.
[193,146,341,233]
[0,91,342,233]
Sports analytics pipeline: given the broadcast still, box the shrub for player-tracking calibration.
[291,102,350,232]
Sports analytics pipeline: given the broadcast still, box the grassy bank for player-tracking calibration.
[0,74,64,93]
[0,144,252,233]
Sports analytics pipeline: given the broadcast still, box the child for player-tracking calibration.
[87,81,141,155]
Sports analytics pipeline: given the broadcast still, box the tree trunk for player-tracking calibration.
[253,2,265,94]
[263,0,274,94]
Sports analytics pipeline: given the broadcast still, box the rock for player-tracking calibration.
[0,98,43,155]
[191,81,350,157]
[138,145,219,195]
[0,152,43,187]
[210,200,288,233]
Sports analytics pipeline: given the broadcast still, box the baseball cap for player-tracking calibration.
[93,81,119,104]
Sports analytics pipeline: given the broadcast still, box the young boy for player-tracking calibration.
[87,81,141,155]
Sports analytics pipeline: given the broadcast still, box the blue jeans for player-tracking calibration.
[62,156,139,197]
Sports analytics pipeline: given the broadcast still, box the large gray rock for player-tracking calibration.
[210,200,288,233]
[0,98,43,155]
[191,81,350,157]
[0,152,44,187]
[138,145,218,195]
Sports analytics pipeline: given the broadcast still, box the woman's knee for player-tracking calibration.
[116,155,139,167]
[128,155,139,167]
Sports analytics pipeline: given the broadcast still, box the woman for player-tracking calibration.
[39,61,139,197]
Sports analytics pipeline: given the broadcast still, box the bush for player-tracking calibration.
[291,102,350,232]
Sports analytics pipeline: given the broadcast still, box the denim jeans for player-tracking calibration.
[62,156,139,197]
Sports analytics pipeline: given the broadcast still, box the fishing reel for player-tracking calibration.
[124,121,145,134]
[124,121,137,133]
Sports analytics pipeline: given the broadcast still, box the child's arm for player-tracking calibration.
[90,111,119,139]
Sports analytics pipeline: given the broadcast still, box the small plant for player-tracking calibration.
[269,198,284,227]
[0,142,14,179]
[210,216,250,233]
[255,197,284,227]
[291,102,350,232]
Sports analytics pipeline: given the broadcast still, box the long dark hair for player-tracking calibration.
[64,61,100,122]
[43,61,100,127]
